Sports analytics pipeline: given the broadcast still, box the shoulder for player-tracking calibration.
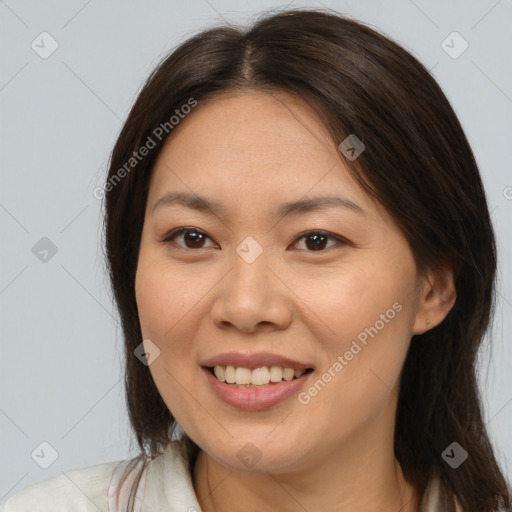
[1,458,126,512]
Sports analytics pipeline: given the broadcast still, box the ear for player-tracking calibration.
[413,265,457,335]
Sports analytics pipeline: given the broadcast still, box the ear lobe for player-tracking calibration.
[413,265,457,335]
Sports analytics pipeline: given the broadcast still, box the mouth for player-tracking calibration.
[200,352,316,410]
[201,363,315,411]
[204,365,315,388]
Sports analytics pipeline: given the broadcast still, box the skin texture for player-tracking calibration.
[134,90,456,512]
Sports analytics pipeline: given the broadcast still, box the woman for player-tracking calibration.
[4,8,510,512]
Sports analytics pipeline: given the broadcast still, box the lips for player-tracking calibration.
[200,352,315,410]
[202,365,314,411]
[201,352,314,371]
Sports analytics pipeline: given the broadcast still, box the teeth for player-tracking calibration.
[213,366,225,381]
[283,368,294,381]
[225,365,236,383]
[235,367,252,385]
[269,366,283,382]
[252,367,270,385]
[211,365,307,385]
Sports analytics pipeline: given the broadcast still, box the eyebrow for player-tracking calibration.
[152,191,365,217]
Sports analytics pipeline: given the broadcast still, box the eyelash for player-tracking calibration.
[161,227,349,253]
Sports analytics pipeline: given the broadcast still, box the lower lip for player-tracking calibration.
[202,367,313,411]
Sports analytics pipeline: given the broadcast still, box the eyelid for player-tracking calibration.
[291,229,350,250]
[162,227,218,249]
[162,227,350,251]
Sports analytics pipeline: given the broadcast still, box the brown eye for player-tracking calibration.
[163,228,347,252]
[163,228,216,249]
[292,231,346,252]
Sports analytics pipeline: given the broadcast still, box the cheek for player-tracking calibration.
[295,259,415,404]
[135,275,167,342]
[135,258,200,341]
[294,261,411,345]
[135,261,202,425]
[299,290,412,441]
[135,256,211,378]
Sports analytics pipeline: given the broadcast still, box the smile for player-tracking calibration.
[202,365,314,411]
[209,365,313,387]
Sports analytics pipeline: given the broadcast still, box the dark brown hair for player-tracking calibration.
[102,7,511,511]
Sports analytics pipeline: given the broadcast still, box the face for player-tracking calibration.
[135,90,428,474]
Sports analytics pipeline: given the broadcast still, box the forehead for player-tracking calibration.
[157,90,335,165]
[147,90,379,219]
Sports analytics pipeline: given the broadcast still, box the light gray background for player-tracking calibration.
[1,0,511,505]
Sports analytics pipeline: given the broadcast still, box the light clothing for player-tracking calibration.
[2,439,459,511]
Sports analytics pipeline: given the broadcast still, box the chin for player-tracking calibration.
[198,434,310,474]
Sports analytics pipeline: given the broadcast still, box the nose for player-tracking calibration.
[210,247,293,334]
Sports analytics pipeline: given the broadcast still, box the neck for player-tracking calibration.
[191,437,420,512]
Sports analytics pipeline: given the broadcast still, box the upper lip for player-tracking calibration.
[202,352,314,370]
